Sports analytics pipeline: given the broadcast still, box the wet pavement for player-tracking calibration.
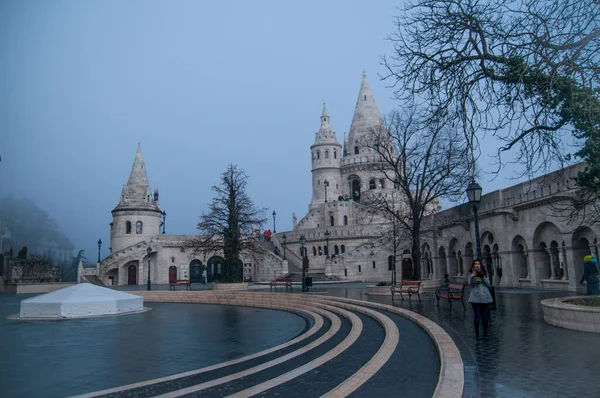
[1,283,597,398]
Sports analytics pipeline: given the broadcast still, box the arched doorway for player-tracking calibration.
[207,256,225,283]
[169,266,177,283]
[349,177,361,203]
[189,259,203,283]
[127,264,137,285]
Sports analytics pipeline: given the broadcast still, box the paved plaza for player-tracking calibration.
[1,283,597,398]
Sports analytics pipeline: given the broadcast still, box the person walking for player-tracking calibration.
[468,259,493,340]
[580,255,600,295]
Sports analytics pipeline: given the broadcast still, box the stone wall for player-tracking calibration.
[2,256,60,283]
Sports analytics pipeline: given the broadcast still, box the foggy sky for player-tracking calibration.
[0,0,532,260]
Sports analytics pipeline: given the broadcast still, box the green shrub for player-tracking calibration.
[566,296,600,307]
[376,282,392,286]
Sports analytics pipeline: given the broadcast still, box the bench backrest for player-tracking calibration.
[275,278,293,282]
[448,283,465,290]
[401,281,421,286]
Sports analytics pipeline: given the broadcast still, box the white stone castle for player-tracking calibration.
[96,72,599,293]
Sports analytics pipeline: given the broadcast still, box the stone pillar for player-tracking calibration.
[524,249,532,281]
[561,247,569,280]
[546,248,556,279]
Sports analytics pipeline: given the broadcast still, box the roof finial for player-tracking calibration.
[362,70,367,78]
[321,102,329,118]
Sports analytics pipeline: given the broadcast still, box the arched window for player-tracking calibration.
[324,246,329,256]
[369,179,376,190]
[354,146,359,154]
[341,245,346,253]
[358,264,362,273]
[317,151,320,159]
[325,150,329,159]
[330,216,335,226]
[334,245,339,255]
[136,221,143,234]
[344,215,348,225]
[318,246,323,255]
[313,247,317,256]
[334,149,337,159]
[125,221,132,234]
[380,179,385,189]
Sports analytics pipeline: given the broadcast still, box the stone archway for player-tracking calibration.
[348,175,362,203]
[189,259,203,283]
[438,246,447,280]
[106,268,118,286]
[207,256,225,283]
[126,261,138,285]
[533,222,562,281]
[448,238,460,277]
[571,227,596,285]
[511,235,529,279]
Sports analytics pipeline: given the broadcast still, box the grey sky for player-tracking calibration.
[0,0,530,260]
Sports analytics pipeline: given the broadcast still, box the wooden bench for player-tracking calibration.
[391,280,422,302]
[435,283,467,310]
[270,277,293,292]
[169,279,191,290]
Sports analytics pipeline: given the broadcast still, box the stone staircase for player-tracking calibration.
[82,275,105,286]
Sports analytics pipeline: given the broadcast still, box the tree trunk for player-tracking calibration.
[412,225,421,280]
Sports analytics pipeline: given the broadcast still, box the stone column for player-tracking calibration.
[545,248,556,279]
[561,247,569,280]
[524,249,532,281]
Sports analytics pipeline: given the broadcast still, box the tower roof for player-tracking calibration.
[347,71,383,147]
[127,144,150,187]
[312,103,341,147]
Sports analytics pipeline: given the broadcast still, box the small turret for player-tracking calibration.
[310,103,342,208]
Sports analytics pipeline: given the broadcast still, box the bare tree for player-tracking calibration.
[188,164,267,283]
[383,0,600,192]
[361,108,472,280]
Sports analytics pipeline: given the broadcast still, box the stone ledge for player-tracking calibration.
[541,296,600,333]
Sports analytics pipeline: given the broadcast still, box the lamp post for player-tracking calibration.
[324,180,329,202]
[146,246,152,291]
[466,180,483,259]
[300,234,306,292]
[272,210,276,233]
[324,230,330,257]
[282,233,287,259]
[162,211,166,234]
[97,239,102,263]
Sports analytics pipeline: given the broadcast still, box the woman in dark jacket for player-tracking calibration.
[580,255,600,295]
[468,259,493,340]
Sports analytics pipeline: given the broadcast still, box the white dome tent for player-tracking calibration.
[19,283,144,319]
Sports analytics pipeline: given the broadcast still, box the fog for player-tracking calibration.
[0,0,533,261]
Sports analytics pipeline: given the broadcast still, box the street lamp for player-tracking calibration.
[97,239,102,263]
[466,180,483,258]
[282,233,287,259]
[300,234,306,292]
[162,211,166,234]
[146,246,152,291]
[324,230,330,257]
[324,180,329,202]
[272,210,277,233]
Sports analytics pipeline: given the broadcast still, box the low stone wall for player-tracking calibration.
[5,282,76,294]
[212,282,249,291]
[541,296,600,333]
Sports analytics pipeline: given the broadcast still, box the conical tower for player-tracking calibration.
[341,72,387,203]
[310,103,342,208]
[110,145,163,253]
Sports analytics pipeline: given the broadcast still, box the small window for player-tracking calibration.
[313,247,317,256]
[354,146,359,154]
[334,245,339,255]
[358,264,362,272]
[373,261,376,269]
[369,179,376,190]
[317,151,320,159]
[324,246,329,256]
[380,179,385,189]
[125,221,132,234]
[341,245,346,253]
[136,221,143,234]
[171,257,175,263]
[325,150,329,159]
[330,216,334,226]
[344,215,348,225]
[364,95,367,100]
[336,184,339,189]
[334,150,337,159]
[318,180,320,185]
[318,246,323,256]
[180,247,185,253]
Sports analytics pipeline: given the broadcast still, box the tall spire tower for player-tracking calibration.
[310,103,342,208]
[346,71,384,154]
[110,145,163,253]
